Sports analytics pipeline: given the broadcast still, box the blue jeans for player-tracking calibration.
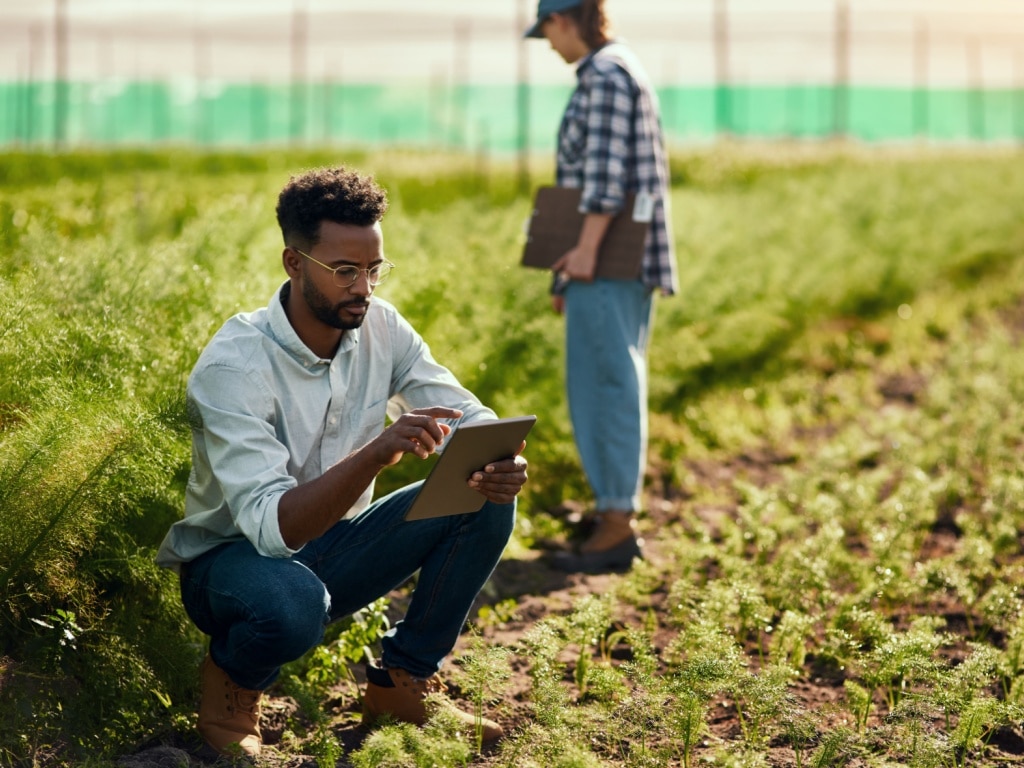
[564,279,653,513]
[179,482,515,690]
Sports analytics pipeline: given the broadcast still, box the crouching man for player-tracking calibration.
[156,165,528,757]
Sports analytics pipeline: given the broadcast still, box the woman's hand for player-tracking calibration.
[550,211,614,294]
[552,243,599,283]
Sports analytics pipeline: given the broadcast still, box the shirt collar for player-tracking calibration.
[575,40,614,78]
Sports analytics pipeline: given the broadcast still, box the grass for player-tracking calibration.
[0,143,1023,765]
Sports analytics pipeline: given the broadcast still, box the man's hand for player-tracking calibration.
[467,440,529,504]
[370,407,464,467]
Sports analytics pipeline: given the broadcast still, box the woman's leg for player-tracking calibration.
[564,279,653,512]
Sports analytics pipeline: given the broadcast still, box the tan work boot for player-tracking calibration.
[363,664,504,744]
[197,654,263,757]
[553,510,643,573]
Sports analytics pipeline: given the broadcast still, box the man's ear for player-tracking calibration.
[283,246,302,278]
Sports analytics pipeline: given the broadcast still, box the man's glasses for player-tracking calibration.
[293,247,395,288]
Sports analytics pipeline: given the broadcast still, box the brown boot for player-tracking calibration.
[580,510,638,553]
[197,654,263,757]
[553,510,643,573]
[362,664,504,743]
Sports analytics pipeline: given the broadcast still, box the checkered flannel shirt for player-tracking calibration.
[555,41,678,295]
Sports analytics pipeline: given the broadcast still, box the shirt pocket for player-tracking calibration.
[354,397,390,445]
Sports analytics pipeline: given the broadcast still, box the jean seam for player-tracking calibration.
[415,516,466,634]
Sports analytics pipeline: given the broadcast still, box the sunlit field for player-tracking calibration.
[2,145,1024,766]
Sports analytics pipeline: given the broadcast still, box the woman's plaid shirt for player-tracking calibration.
[555,41,679,296]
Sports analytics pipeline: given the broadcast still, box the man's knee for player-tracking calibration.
[475,500,516,543]
[263,573,329,651]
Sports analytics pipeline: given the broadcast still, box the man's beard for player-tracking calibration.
[302,278,368,331]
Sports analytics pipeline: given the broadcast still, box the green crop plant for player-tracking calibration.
[281,596,391,721]
[306,723,344,768]
[665,620,747,700]
[608,680,669,767]
[473,597,520,630]
[454,633,513,754]
[883,698,949,768]
[855,616,952,712]
[731,482,785,566]
[778,706,818,768]
[807,726,860,767]
[769,609,816,673]
[562,594,616,699]
[349,716,473,768]
[695,577,773,653]
[0,388,196,759]
[612,556,664,611]
[843,679,874,732]
[664,643,743,768]
[497,723,607,768]
[980,476,1024,559]
[829,603,893,655]
[666,576,702,628]
[517,619,572,729]
[949,695,1001,767]
[665,685,708,768]
[930,644,1001,730]
[998,613,1024,701]
[767,523,846,614]
[729,663,793,747]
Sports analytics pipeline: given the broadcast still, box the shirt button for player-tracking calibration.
[328,417,337,426]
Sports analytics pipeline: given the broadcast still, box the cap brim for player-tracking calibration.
[524,19,545,39]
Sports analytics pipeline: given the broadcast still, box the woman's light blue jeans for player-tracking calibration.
[564,278,653,513]
[178,482,515,690]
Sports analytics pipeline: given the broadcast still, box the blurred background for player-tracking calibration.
[1,0,1023,154]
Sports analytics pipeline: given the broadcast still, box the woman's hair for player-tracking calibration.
[563,0,613,50]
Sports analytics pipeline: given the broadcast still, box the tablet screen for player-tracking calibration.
[403,415,537,521]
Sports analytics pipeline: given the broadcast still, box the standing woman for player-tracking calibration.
[525,0,678,573]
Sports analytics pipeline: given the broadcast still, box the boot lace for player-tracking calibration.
[226,681,262,722]
[405,673,447,697]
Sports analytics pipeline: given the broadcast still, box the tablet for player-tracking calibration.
[404,415,537,521]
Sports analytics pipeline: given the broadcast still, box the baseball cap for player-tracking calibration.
[524,0,583,39]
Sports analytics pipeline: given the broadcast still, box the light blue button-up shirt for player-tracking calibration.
[155,282,496,572]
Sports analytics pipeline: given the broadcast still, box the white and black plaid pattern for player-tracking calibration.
[555,42,678,295]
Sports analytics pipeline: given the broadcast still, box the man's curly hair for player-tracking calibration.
[276,166,389,248]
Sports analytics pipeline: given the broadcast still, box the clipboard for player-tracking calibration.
[521,186,650,280]
[404,415,537,521]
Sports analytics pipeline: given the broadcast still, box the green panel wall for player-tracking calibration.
[1,81,1022,149]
